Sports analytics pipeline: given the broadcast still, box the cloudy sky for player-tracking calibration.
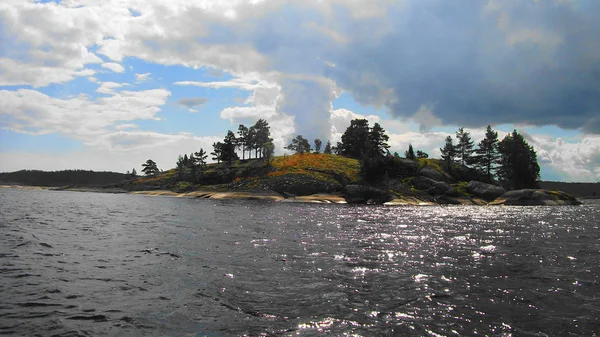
[1,0,600,182]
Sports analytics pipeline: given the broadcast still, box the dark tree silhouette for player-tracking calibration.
[323,140,332,154]
[497,130,540,190]
[314,138,322,153]
[405,143,416,160]
[455,127,474,166]
[141,159,159,176]
[440,136,457,169]
[474,125,500,182]
[285,135,311,154]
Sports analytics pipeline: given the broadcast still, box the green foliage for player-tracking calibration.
[314,138,322,153]
[497,130,540,190]
[141,159,159,176]
[339,119,371,158]
[405,143,416,160]
[323,140,332,154]
[440,136,457,169]
[474,125,499,182]
[455,127,474,166]
[285,135,311,154]
[416,150,429,159]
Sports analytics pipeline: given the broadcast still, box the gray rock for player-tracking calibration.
[395,159,419,178]
[466,180,506,201]
[412,176,454,196]
[492,189,581,206]
[419,166,453,182]
[342,185,394,204]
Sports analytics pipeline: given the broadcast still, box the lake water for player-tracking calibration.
[1,188,599,336]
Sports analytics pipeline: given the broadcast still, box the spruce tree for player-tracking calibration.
[405,143,416,160]
[455,127,474,166]
[497,130,540,190]
[323,140,332,154]
[474,125,500,182]
[440,136,457,169]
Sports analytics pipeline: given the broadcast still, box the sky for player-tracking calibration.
[1,0,600,182]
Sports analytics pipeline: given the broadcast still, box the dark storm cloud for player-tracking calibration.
[322,0,600,132]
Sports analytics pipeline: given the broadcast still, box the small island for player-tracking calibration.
[0,119,582,206]
[116,119,580,206]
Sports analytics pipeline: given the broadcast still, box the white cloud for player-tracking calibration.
[101,62,126,73]
[0,132,221,172]
[135,73,152,83]
[0,88,170,140]
[95,81,127,94]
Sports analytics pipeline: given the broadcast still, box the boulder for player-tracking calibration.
[395,159,420,178]
[466,180,506,201]
[412,176,455,196]
[491,189,581,206]
[342,185,394,204]
[419,166,453,182]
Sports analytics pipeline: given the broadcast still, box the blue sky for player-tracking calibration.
[1,0,600,182]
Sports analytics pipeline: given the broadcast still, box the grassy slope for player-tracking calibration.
[130,153,361,192]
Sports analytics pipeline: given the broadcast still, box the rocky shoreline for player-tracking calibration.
[1,184,582,206]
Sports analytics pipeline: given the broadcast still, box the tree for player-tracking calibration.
[263,141,275,163]
[474,125,500,182]
[192,149,208,183]
[369,123,390,156]
[141,159,159,176]
[176,155,186,179]
[440,136,457,169]
[131,168,137,177]
[221,130,239,164]
[314,138,322,153]
[237,124,249,160]
[497,130,540,190]
[405,143,416,160]
[323,140,332,154]
[455,127,474,166]
[285,135,311,154]
[416,150,429,159]
[251,119,272,159]
[339,119,371,158]
[211,142,223,163]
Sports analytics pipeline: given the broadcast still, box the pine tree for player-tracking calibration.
[369,123,390,156]
[237,124,249,160]
[405,143,416,160]
[474,125,500,182]
[314,138,322,153]
[455,127,474,166]
[222,130,239,164]
[339,119,371,158]
[141,159,159,176]
[440,136,457,169]
[416,150,429,159]
[323,140,332,154]
[497,130,540,190]
[285,135,311,154]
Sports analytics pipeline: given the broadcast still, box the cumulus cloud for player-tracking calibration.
[135,73,151,83]
[0,88,170,139]
[101,62,125,73]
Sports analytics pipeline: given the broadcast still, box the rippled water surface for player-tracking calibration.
[1,188,599,336]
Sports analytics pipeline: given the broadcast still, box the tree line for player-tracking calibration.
[139,116,540,191]
[0,170,128,186]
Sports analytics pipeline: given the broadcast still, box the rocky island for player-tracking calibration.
[125,153,580,206]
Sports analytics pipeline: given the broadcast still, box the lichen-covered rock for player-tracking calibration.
[491,189,581,206]
[342,185,394,204]
[466,180,506,201]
